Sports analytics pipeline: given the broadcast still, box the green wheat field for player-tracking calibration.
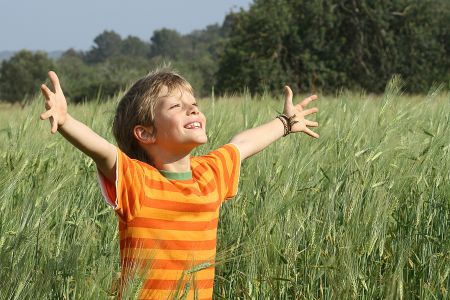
[1,79,449,299]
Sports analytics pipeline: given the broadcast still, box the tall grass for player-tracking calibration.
[0,83,449,299]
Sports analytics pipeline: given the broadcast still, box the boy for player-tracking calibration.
[40,69,319,299]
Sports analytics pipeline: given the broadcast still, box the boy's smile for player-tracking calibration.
[184,121,202,129]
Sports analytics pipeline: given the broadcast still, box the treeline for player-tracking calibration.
[0,24,227,103]
[1,0,449,103]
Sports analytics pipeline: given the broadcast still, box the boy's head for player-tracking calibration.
[113,68,207,164]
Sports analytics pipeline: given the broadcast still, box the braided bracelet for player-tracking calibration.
[276,115,289,136]
[276,114,299,136]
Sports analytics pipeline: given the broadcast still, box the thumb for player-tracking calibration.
[50,116,58,134]
[284,86,293,111]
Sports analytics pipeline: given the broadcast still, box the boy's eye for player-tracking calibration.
[169,104,181,109]
[192,103,198,107]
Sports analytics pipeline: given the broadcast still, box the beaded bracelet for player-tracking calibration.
[276,114,299,136]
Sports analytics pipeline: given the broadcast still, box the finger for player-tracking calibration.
[306,120,319,127]
[298,95,318,108]
[40,84,53,100]
[48,71,62,92]
[40,110,52,120]
[50,116,58,134]
[302,107,319,116]
[303,127,320,138]
[284,86,293,109]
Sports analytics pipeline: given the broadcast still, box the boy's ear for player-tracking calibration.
[133,125,155,144]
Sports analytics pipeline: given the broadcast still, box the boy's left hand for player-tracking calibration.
[283,86,319,138]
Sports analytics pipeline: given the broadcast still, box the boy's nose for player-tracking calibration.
[187,104,199,115]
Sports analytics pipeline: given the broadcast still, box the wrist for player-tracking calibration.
[58,113,71,131]
[276,114,297,136]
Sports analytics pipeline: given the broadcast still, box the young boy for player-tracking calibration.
[40,69,319,299]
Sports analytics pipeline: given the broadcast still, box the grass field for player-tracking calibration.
[0,81,449,299]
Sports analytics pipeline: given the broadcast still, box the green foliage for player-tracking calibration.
[221,1,299,94]
[150,28,187,59]
[217,0,450,95]
[84,30,123,63]
[50,27,226,102]
[0,50,55,103]
[148,25,227,96]
[56,50,100,103]
[121,35,151,58]
[57,49,154,103]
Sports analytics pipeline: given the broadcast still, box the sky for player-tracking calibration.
[0,0,252,52]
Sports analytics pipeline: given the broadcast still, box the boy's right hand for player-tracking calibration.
[40,71,68,134]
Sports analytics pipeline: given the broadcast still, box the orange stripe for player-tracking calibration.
[138,287,214,300]
[144,279,214,290]
[210,151,228,199]
[226,145,240,198]
[142,198,220,212]
[119,153,145,220]
[143,180,218,201]
[192,159,218,182]
[122,258,213,270]
[196,179,218,196]
[144,268,214,280]
[228,144,239,167]
[136,207,220,222]
[224,143,235,154]
[119,265,214,282]
[129,217,219,231]
[120,228,217,241]
[120,237,217,250]
[137,298,214,300]
[199,157,222,200]
[121,248,216,261]
[144,176,217,196]
[139,296,213,300]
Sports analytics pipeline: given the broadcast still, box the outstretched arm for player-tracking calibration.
[229,86,319,160]
[40,71,116,182]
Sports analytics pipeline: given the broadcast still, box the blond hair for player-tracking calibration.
[112,68,193,164]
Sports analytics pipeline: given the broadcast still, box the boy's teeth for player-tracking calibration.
[185,122,201,129]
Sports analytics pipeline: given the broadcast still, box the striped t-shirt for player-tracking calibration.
[98,144,241,299]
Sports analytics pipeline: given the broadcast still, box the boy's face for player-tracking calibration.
[152,87,207,151]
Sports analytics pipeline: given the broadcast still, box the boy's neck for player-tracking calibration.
[156,155,191,173]
[148,146,193,173]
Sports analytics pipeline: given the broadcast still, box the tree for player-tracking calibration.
[216,0,295,95]
[150,28,186,59]
[85,30,123,63]
[121,35,151,58]
[217,0,450,95]
[0,50,55,103]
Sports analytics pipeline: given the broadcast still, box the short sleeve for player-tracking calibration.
[201,143,241,201]
[97,147,146,222]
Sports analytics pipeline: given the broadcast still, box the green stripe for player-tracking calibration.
[159,169,193,180]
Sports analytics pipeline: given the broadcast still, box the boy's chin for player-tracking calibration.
[193,137,208,146]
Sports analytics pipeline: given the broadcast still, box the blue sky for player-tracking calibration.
[0,0,252,51]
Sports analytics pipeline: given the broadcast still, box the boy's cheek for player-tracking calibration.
[201,114,207,128]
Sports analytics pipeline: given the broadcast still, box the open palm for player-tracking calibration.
[40,71,68,133]
[283,86,319,138]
